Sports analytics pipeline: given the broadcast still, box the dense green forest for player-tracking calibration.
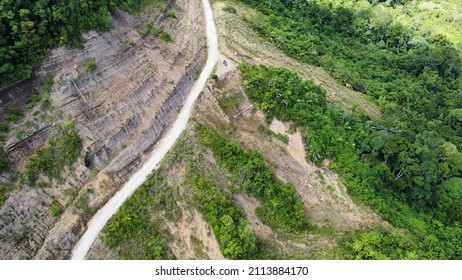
[234,0,462,259]
[240,64,462,259]
[0,0,163,87]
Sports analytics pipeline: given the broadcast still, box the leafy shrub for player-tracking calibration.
[0,183,15,207]
[26,92,41,110]
[160,30,173,42]
[223,5,237,14]
[188,170,261,259]
[166,11,176,18]
[50,204,62,217]
[86,59,97,72]
[103,171,178,259]
[6,105,23,123]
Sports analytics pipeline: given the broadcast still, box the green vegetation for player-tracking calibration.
[138,22,158,37]
[0,77,54,175]
[166,11,176,19]
[217,89,244,116]
[0,0,166,87]
[236,0,462,259]
[50,203,62,217]
[223,5,237,14]
[335,0,462,52]
[40,76,53,109]
[257,125,289,144]
[0,183,14,207]
[20,120,82,186]
[6,105,23,123]
[86,58,97,72]
[336,228,418,260]
[240,64,462,259]
[187,167,261,259]
[74,190,91,220]
[103,170,180,259]
[25,92,40,110]
[160,30,173,42]
[198,125,309,233]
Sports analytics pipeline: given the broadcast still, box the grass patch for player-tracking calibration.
[6,105,23,123]
[138,22,158,37]
[25,92,41,110]
[217,89,244,116]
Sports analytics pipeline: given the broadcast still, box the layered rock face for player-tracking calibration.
[0,0,205,259]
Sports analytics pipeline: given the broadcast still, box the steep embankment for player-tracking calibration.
[0,0,206,259]
[84,1,384,259]
[86,60,383,260]
[71,0,219,260]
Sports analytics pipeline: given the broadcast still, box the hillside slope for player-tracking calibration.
[0,0,206,259]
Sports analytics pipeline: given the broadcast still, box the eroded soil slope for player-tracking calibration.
[87,50,384,260]
[0,0,205,259]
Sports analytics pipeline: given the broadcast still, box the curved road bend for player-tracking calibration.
[71,0,219,260]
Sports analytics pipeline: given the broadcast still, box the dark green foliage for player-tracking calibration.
[138,22,158,37]
[0,151,9,173]
[166,11,176,18]
[435,178,462,222]
[239,0,462,126]
[0,183,15,206]
[160,30,173,42]
[240,64,462,259]
[0,0,164,87]
[0,122,9,173]
[50,203,61,217]
[6,105,23,123]
[337,228,418,260]
[86,58,96,72]
[20,120,82,186]
[188,170,261,259]
[223,5,237,14]
[198,125,309,233]
[103,171,178,259]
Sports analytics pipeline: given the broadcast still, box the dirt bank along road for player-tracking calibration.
[71,0,219,260]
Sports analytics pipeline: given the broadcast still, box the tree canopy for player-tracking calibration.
[0,0,163,87]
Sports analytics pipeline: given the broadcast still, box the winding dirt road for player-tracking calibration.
[71,0,219,259]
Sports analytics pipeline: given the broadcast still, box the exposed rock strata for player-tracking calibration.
[0,0,205,259]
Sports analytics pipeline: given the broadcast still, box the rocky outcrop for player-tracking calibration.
[0,0,205,259]
[0,188,55,259]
